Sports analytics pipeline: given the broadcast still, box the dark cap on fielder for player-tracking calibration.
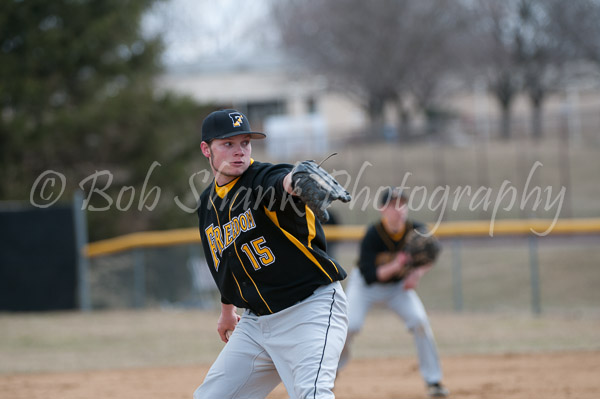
[379,187,408,206]
[202,109,266,142]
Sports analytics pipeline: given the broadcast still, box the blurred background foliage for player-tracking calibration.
[2,0,600,240]
[0,0,212,240]
[272,0,600,141]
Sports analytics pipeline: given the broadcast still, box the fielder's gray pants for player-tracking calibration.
[339,269,443,384]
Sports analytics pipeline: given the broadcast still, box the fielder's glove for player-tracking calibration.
[403,229,441,268]
[290,160,351,223]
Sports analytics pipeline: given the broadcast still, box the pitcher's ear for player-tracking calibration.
[200,141,211,158]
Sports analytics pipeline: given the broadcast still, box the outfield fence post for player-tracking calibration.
[133,248,146,308]
[528,235,541,315]
[451,237,463,312]
[73,191,91,311]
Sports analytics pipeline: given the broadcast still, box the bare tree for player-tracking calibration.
[273,0,586,142]
[468,0,524,140]
[547,0,600,65]
[467,0,581,140]
[405,2,471,137]
[513,0,568,140]
[271,0,468,141]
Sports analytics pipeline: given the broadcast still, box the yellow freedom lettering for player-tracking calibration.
[204,224,220,271]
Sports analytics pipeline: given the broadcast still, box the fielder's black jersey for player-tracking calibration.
[358,219,427,285]
[197,160,347,315]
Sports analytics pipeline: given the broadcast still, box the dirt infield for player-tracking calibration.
[2,351,599,399]
[2,309,600,398]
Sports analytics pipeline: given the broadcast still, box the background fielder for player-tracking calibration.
[194,109,350,399]
[338,187,449,398]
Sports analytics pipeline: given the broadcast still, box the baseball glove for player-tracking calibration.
[403,229,441,269]
[290,159,351,223]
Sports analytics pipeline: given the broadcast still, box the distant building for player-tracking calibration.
[156,52,367,159]
[158,52,600,151]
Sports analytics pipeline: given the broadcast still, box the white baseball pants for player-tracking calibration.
[193,281,348,399]
[339,269,443,384]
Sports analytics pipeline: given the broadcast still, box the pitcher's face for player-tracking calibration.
[201,134,252,185]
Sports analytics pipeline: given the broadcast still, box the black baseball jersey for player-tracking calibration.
[358,219,427,285]
[197,160,346,315]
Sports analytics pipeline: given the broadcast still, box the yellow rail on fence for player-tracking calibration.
[86,218,600,258]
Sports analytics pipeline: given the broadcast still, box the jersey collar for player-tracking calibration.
[213,158,254,199]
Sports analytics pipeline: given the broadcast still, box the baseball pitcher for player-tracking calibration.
[194,109,351,399]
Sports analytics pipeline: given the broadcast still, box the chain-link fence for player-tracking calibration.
[86,231,600,316]
[88,244,218,310]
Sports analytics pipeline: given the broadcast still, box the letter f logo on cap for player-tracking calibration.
[229,112,244,127]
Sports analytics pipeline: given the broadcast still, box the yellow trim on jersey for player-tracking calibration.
[209,196,222,227]
[233,245,273,313]
[207,197,223,270]
[231,272,249,304]
[328,259,340,274]
[376,221,400,252]
[214,176,240,199]
[306,205,316,249]
[213,159,255,198]
[263,206,333,283]
[230,193,273,314]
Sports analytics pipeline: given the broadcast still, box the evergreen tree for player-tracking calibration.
[0,0,210,239]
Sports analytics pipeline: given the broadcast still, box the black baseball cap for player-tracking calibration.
[201,109,266,142]
[379,187,408,206]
